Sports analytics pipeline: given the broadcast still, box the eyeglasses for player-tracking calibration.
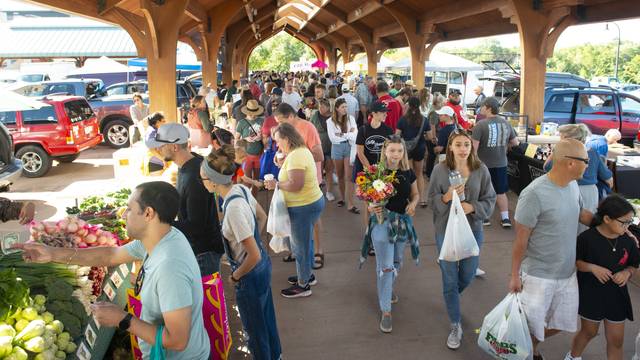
[615,218,633,227]
[134,255,149,296]
[564,155,589,165]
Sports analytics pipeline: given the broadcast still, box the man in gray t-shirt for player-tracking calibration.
[471,97,518,228]
[509,139,593,357]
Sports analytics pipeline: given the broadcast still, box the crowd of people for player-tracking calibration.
[8,69,640,360]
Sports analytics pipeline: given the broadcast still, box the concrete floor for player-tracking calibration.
[3,145,640,359]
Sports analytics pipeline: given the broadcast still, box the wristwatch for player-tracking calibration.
[118,313,133,331]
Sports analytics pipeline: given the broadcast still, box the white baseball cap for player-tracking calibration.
[435,106,455,117]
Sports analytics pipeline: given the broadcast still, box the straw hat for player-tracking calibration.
[241,99,265,116]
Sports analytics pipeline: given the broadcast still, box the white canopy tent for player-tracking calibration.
[385,51,484,73]
[343,55,393,72]
[66,56,130,75]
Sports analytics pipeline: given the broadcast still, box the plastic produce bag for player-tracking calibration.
[478,293,533,360]
[267,186,291,253]
[438,191,479,261]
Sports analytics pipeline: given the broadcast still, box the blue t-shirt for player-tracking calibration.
[397,116,431,147]
[543,148,612,186]
[124,228,210,360]
[437,124,456,148]
[586,135,608,158]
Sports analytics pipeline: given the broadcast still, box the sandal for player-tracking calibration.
[337,200,345,207]
[313,253,325,269]
[348,206,360,214]
[282,254,296,262]
[419,201,428,208]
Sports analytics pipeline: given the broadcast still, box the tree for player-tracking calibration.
[622,55,640,84]
[248,32,316,72]
[440,39,520,66]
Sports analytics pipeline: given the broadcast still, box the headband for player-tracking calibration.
[201,160,233,185]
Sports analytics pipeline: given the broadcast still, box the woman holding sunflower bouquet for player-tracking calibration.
[357,135,420,334]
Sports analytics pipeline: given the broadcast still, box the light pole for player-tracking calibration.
[606,22,621,81]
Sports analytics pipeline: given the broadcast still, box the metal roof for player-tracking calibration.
[0,25,137,58]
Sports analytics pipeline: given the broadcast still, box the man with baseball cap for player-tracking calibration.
[434,105,458,155]
[148,123,225,276]
[446,89,470,130]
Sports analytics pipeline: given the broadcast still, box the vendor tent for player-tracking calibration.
[344,55,393,72]
[66,56,130,75]
[385,51,484,73]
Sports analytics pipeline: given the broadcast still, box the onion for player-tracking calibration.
[77,220,87,228]
[33,223,45,232]
[77,228,88,237]
[85,234,97,244]
[57,220,69,231]
[44,225,56,235]
[66,223,79,233]
[97,236,107,245]
[73,236,83,244]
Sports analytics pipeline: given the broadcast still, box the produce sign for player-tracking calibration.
[0,269,78,360]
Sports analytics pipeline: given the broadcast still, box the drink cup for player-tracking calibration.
[264,174,274,181]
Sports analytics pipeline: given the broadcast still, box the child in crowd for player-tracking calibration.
[234,139,263,189]
[566,194,639,360]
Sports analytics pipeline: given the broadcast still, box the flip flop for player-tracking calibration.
[282,254,296,262]
[313,253,325,269]
[348,206,360,214]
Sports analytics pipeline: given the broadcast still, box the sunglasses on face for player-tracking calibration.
[564,155,589,165]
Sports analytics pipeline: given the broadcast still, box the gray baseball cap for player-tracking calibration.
[145,123,190,149]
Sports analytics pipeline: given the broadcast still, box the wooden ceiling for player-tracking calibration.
[26,0,640,59]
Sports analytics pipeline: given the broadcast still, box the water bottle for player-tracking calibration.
[448,170,466,201]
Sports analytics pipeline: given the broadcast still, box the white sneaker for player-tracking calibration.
[446,323,462,350]
[325,191,335,201]
[475,268,486,277]
[564,352,581,360]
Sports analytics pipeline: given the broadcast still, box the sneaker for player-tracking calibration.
[475,268,486,277]
[325,191,335,201]
[501,218,513,228]
[564,352,581,360]
[483,220,491,226]
[446,323,462,350]
[287,274,317,286]
[391,293,399,304]
[379,313,392,333]
[281,284,312,298]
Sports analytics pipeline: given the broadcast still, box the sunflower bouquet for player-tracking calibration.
[355,163,398,224]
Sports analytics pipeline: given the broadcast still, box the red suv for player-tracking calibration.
[0,96,103,177]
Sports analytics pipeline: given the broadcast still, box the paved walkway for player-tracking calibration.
[226,190,640,359]
[6,147,639,359]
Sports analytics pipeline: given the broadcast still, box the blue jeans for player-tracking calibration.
[196,250,222,277]
[371,221,406,313]
[435,230,484,323]
[235,255,282,359]
[288,197,325,286]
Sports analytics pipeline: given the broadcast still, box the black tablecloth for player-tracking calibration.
[615,163,640,199]
[507,144,546,194]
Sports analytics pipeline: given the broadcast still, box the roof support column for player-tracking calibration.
[508,1,575,125]
[384,3,433,89]
[328,47,338,73]
[139,0,189,119]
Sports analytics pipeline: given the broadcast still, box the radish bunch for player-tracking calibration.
[30,217,119,248]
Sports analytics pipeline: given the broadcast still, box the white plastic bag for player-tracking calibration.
[438,191,480,261]
[267,186,291,253]
[478,293,533,360]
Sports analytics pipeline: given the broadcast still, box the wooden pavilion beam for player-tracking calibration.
[185,0,207,23]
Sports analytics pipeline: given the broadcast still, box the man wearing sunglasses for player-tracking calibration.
[14,182,210,359]
[509,139,594,360]
[147,123,225,277]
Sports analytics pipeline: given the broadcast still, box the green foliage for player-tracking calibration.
[440,39,520,66]
[0,269,30,321]
[547,41,640,83]
[248,32,316,72]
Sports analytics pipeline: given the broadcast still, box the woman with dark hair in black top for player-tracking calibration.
[566,194,639,360]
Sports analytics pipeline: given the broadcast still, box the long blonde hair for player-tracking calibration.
[379,135,410,171]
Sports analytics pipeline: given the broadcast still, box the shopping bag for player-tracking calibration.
[438,191,479,261]
[478,293,533,360]
[259,138,280,180]
[202,273,232,360]
[267,186,291,253]
[126,288,144,360]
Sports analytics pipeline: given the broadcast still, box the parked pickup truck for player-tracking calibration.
[0,96,103,177]
[9,79,148,148]
[543,87,640,145]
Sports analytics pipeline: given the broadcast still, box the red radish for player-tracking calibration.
[73,236,83,244]
[77,228,88,237]
[66,223,79,233]
[44,225,56,235]
[77,242,88,248]
[85,234,97,244]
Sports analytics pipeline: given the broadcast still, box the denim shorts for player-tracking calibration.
[331,141,351,160]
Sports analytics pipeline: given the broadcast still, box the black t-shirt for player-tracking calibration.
[355,123,394,166]
[385,169,416,214]
[397,116,431,146]
[576,227,640,320]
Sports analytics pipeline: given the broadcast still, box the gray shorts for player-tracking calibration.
[331,141,351,160]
